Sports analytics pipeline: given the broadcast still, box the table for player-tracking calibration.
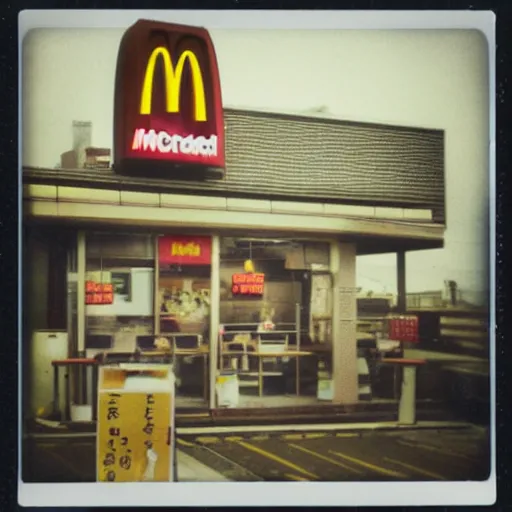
[380,357,427,425]
[221,350,315,397]
[53,347,210,423]
[51,358,98,422]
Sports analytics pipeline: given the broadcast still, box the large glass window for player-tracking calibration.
[85,232,155,358]
[217,237,333,408]
[157,235,211,407]
[84,231,211,408]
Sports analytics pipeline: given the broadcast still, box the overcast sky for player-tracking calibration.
[21,17,491,302]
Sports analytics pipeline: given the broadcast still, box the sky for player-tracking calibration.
[21,19,491,303]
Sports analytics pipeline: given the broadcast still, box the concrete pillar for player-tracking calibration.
[209,235,220,409]
[398,365,418,425]
[77,231,86,354]
[397,251,406,313]
[330,241,358,404]
[154,236,160,336]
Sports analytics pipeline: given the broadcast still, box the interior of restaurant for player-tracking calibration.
[81,232,336,408]
[25,227,400,417]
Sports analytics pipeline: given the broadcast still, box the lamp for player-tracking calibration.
[244,241,255,273]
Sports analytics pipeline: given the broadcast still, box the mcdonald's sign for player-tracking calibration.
[113,19,225,178]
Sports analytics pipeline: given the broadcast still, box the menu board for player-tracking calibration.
[97,367,174,482]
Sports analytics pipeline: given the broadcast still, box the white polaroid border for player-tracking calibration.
[18,9,496,508]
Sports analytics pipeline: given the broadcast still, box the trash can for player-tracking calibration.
[96,352,176,482]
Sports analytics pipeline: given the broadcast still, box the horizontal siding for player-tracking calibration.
[223,110,445,224]
[23,108,445,224]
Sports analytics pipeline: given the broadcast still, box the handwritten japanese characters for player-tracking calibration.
[97,380,173,482]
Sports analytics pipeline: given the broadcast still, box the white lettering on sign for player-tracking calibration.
[131,128,218,157]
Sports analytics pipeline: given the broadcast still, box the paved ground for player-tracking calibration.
[177,426,490,482]
[21,436,226,483]
[22,425,490,483]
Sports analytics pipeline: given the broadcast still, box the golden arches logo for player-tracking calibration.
[140,46,207,121]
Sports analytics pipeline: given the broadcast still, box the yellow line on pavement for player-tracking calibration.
[225,436,244,442]
[282,434,305,441]
[285,473,309,481]
[329,450,406,478]
[236,440,319,480]
[195,436,220,445]
[383,457,446,481]
[398,440,476,461]
[177,438,195,447]
[304,433,328,440]
[289,443,363,475]
[250,435,270,441]
[336,433,358,438]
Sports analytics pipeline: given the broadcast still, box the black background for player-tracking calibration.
[0,1,510,511]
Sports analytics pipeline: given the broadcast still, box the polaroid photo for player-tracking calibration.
[18,9,495,508]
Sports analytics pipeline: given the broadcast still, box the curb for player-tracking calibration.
[176,420,474,436]
[23,420,479,440]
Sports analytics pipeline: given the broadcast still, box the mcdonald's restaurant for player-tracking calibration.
[22,19,446,427]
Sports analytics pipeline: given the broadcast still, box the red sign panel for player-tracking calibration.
[114,19,225,178]
[388,315,419,343]
[85,281,114,305]
[158,236,212,265]
[232,273,265,296]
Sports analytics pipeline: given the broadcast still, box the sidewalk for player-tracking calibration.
[22,433,232,483]
[177,449,231,482]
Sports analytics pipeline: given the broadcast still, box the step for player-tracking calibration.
[243,371,283,376]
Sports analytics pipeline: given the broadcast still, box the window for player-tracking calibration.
[217,237,333,407]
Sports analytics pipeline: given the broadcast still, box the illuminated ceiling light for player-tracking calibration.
[244,241,255,273]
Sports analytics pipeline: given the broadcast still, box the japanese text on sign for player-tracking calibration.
[388,315,419,343]
[86,281,114,305]
[232,273,265,296]
[100,393,133,481]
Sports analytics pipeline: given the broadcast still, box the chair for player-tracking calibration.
[256,332,289,396]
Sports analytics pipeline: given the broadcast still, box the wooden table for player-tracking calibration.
[222,350,315,397]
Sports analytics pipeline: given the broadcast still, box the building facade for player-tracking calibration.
[22,19,446,421]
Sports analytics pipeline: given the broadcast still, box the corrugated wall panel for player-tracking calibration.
[24,109,445,224]
[222,109,445,223]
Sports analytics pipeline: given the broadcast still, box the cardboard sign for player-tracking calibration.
[232,273,265,296]
[388,315,419,343]
[158,235,212,266]
[97,366,174,482]
[113,19,225,178]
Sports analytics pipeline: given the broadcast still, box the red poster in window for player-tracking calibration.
[388,315,419,343]
[158,236,212,265]
[232,273,265,296]
[85,282,114,305]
